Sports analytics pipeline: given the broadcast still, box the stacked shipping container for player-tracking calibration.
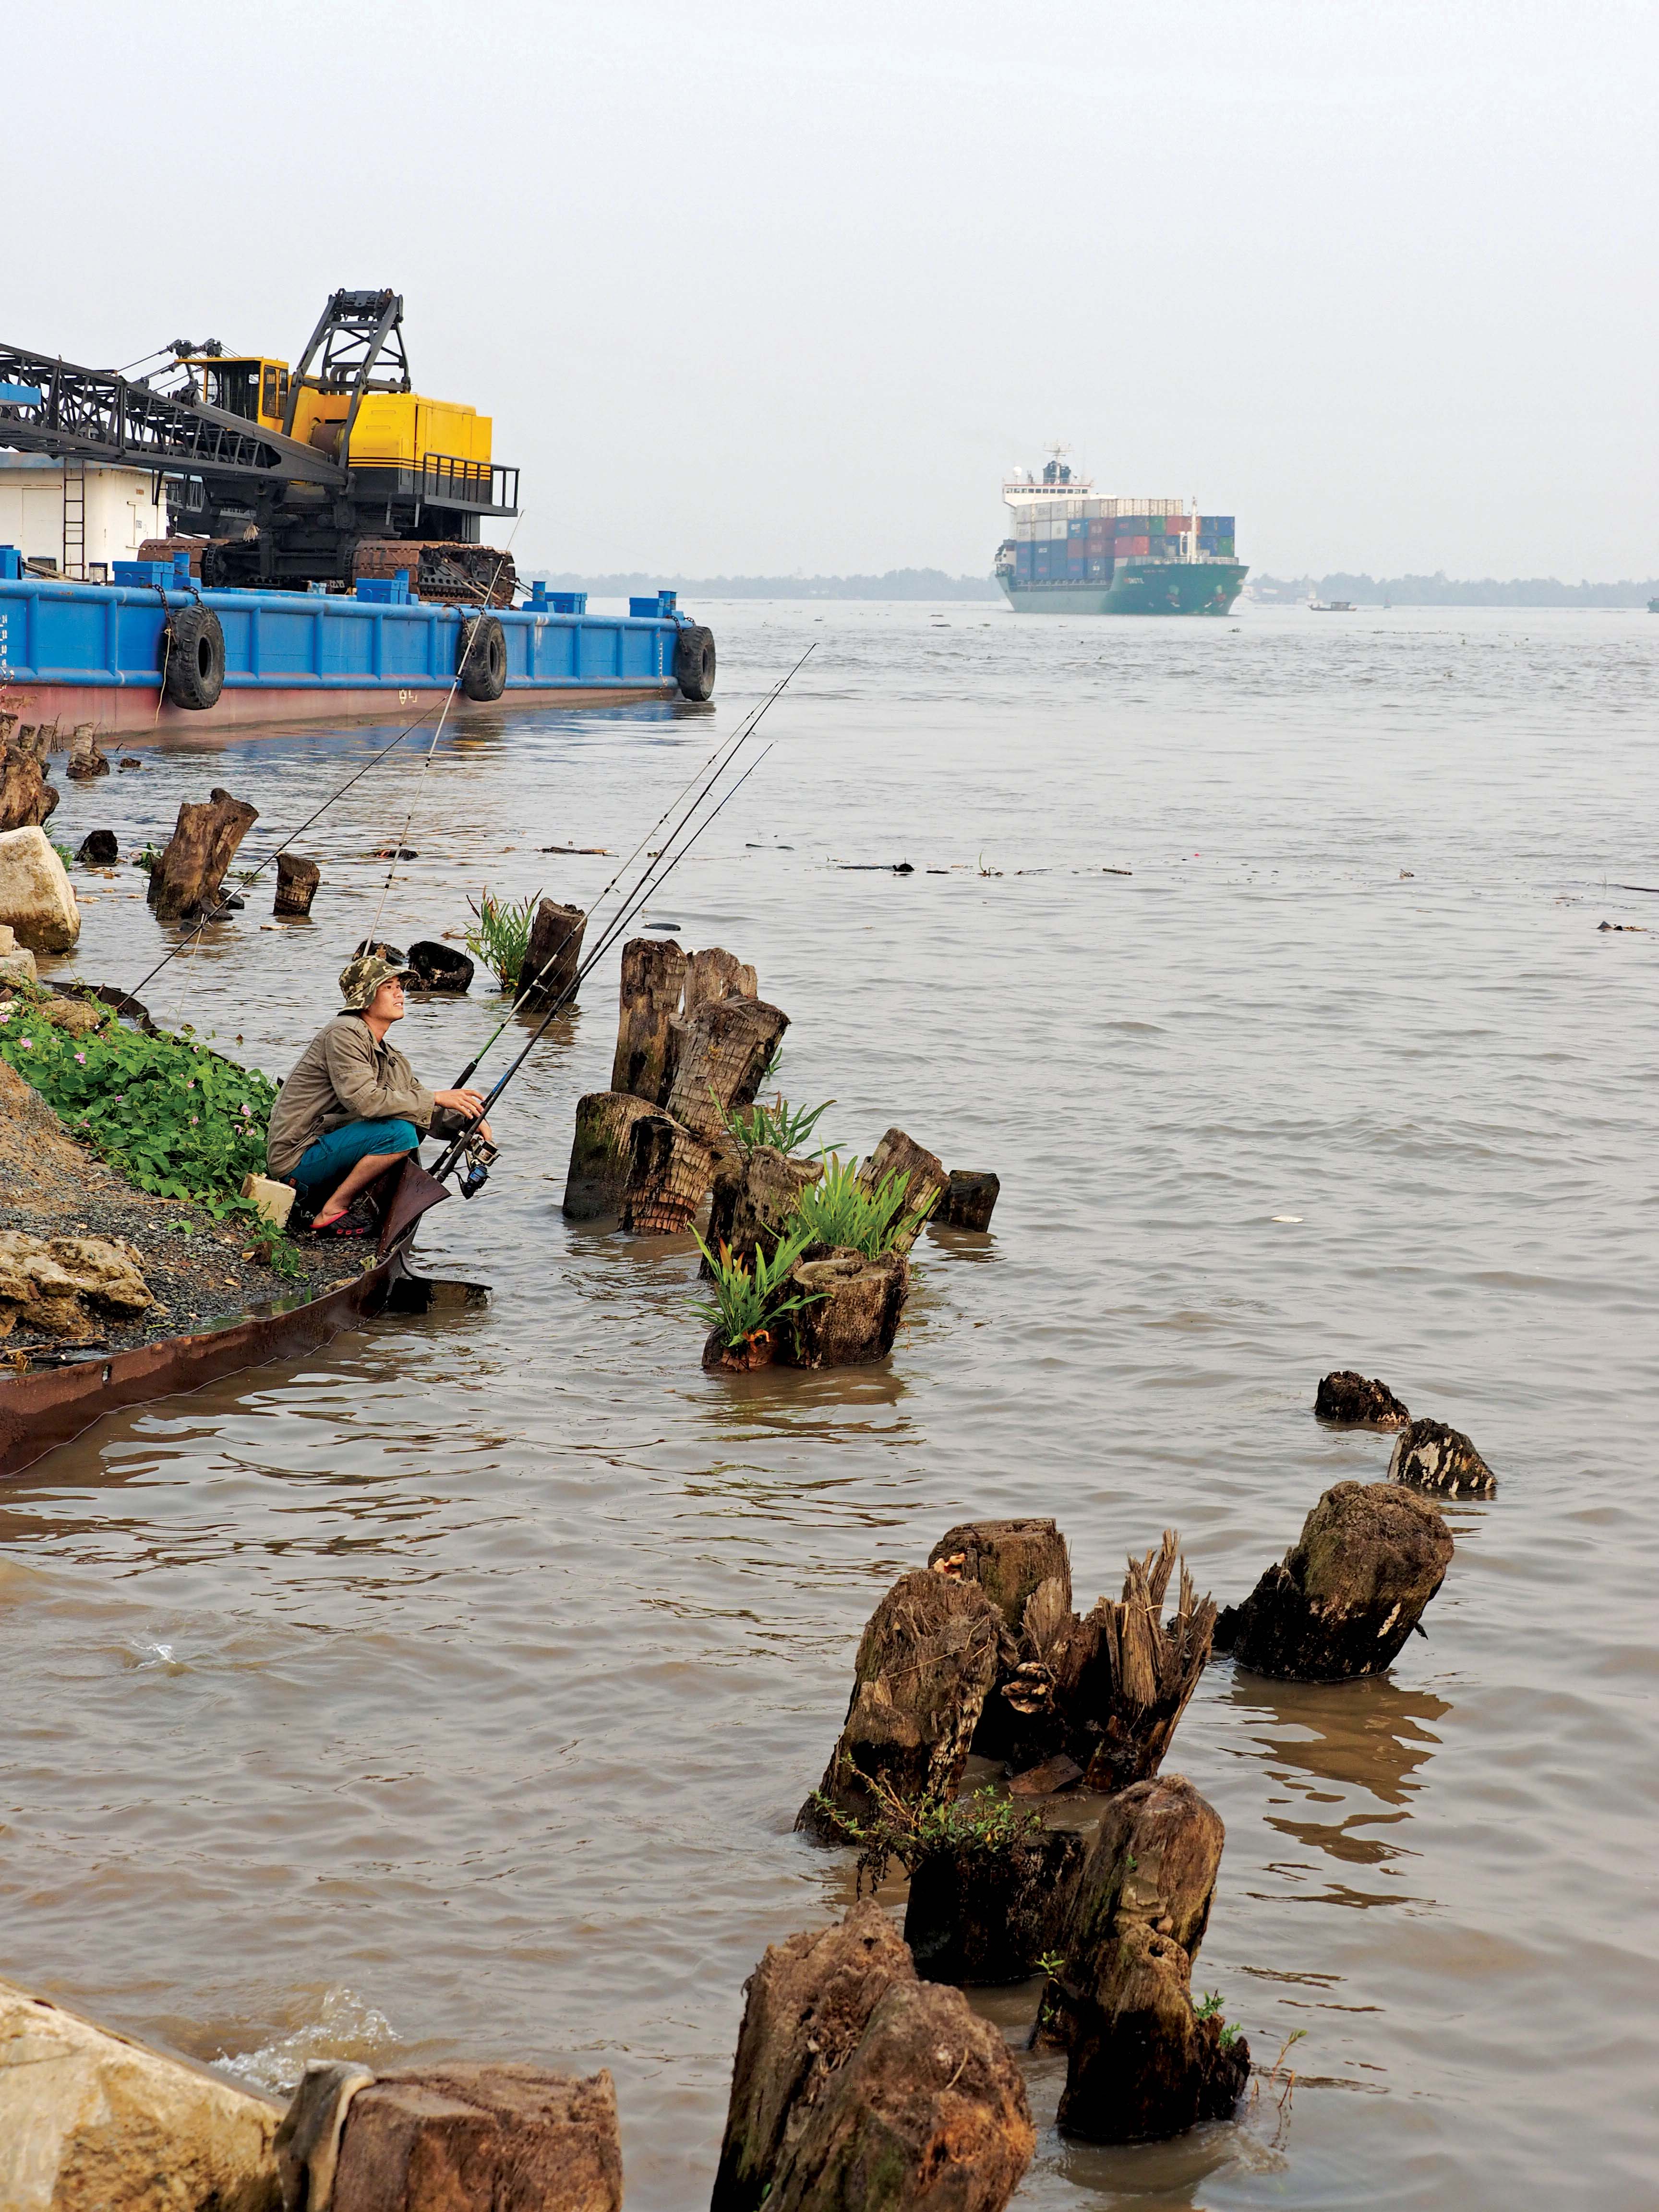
[1008,499,1235,582]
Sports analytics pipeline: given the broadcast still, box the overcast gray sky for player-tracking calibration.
[7,0,1656,580]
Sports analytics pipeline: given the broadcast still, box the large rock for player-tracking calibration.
[0,826,80,951]
[0,744,60,830]
[712,1902,1033,2212]
[1038,1777,1250,2144]
[1314,1370,1410,1428]
[799,1570,1004,1836]
[1214,1480,1454,1681]
[331,2065,622,2212]
[1389,1415,1497,1499]
[927,1518,1071,1629]
[0,1973,281,2212]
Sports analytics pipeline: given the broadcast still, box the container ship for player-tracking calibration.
[994,449,1247,615]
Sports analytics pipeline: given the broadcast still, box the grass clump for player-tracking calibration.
[694,1225,819,1351]
[463,888,539,992]
[720,1090,840,1159]
[787,1154,936,1258]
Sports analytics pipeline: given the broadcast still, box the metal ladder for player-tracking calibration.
[62,460,85,579]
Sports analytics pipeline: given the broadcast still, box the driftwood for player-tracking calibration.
[611,936,686,1102]
[799,1571,1004,1836]
[332,2064,623,2212]
[1389,1415,1497,1498]
[1038,1776,1249,2143]
[684,944,757,1017]
[904,1823,1088,1986]
[147,787,258,921]
[76,830,118,865]
[1214,1480,1453,1681]
[942,1170,1000,1230]
[858,1128,947,1251]
[520,898,588,1009]
[665,995,789,1142]
[712,1901,1033,2212]
[273,853,320,917]
[618,1110,717,1233]
[1315,1369,1410,1428]
[780,1246,908,1367]
[65,727,109,781]
[406,937,473,992]
[563,1091,661,1219]
[990,1533,1214,1791]
[702,1143,823,1276]
[0,744,59,831]
[927,1517,1071,1628]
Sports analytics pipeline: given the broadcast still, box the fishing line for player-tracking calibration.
[430,707,794,1185]
[450,645,816,1087]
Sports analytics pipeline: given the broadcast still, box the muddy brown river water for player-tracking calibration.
[3,601,1657,2208]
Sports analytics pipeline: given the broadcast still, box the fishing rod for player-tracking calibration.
[428,673,807,1192]
[448,645,816,1089]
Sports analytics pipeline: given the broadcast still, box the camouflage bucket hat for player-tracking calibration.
[338,953,412,1010]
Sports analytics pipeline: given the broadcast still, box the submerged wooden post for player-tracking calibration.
[273,853,320,916]
[702,1143,822,1276]
[147,787,258,921]
[683,944,757,1018]
[564,1092,661,1220]
[858,1128,948,1250]
[611,936,686,1103]
[779,1247,909,1368]
[665,996,789,1141]
[618,1111,717,1234]
[331,2064,622,2212]
[520,898,588,1009]
[0,744,60,831]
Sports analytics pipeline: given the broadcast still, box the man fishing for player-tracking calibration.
[266,954,492,1234]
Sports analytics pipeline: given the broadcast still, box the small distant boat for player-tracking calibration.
[1308,598,1357,613]
[1648,597,1659,613]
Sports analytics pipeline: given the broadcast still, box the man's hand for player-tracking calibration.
[435,1086,487,1120]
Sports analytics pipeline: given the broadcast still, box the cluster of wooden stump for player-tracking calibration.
[561,934,999,1370]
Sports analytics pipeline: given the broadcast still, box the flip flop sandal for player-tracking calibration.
[310,1214,374,1239]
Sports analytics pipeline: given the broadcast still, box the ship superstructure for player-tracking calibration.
[994,447,1247,614]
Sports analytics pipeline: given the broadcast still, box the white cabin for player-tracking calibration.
[0,455,165,580]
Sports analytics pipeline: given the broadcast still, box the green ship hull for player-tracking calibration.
[1000,560,1248,616]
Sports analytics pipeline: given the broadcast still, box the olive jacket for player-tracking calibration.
[266,1013,461,1178]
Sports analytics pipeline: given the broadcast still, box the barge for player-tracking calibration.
[0,557,716,736]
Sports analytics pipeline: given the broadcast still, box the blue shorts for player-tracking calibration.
[294,1117,419,1194]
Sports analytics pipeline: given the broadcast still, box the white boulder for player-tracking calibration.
[0,827,79,953]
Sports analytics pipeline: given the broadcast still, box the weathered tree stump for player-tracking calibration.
[331,2064,622,2212]
[927,1518,1071,1629]
[405,938,474,992]
[353,936,406,964]
[520,897,589,1009]
[65,727,109,781]
[1315,1369,1411,1428]
[942,1169,1000,1230]
[0,743,60,830]
[780,1246,909,1368]
[713,1902,1034,2212]
[684,943,758,1016]
[904,1821,1088,1985]
[562,1092,661,1219]
[1214,1480,1453,1681]
[273,852,320,917]
[858,1127,948,1250]
[1038,1776,1249,2144]
[1388,1415,1497,1499]
[665,994,789,1141]
[798,1571,1004,1836]
[702,1143,823,1276]
[712,1899,915,2212]
[147,787,258,921]
[611,936,686,1102]
[618,1109,717,1233]
[76,830,119,865]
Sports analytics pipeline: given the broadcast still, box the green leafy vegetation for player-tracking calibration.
[807,1770,1045,1894]
[463,888,539,992]
[134,842,161,877]
[50,839,74,868]
[720,1090,841,1159]
[1035,1950,1066,1978]
[786,1154,936,1258]
[694,1226,819,1349]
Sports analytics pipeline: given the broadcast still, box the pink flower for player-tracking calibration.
[186,1080,194,1090]
[0,1007,11,1022]
[19,1037,31,1051]
[74,1050,86,1064]
[190,1115,198,1125]
[239,1104,251,1118]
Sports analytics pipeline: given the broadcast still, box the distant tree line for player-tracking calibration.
[532,568,1002,601]
[1251,572,1659,607]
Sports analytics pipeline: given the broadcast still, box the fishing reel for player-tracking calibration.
[455,1131,499,1200]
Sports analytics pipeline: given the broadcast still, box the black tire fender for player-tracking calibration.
[674,623,716,701]
[162,604,226,711]
[458,613,507,701]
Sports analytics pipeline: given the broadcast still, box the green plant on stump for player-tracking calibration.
[787,1154,937,1258]
[0,990,304,1278]
[719,1090,841,1159]
[463,888,539,993]
[805,1769,1046,1895]
[693,1224,820,1352]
